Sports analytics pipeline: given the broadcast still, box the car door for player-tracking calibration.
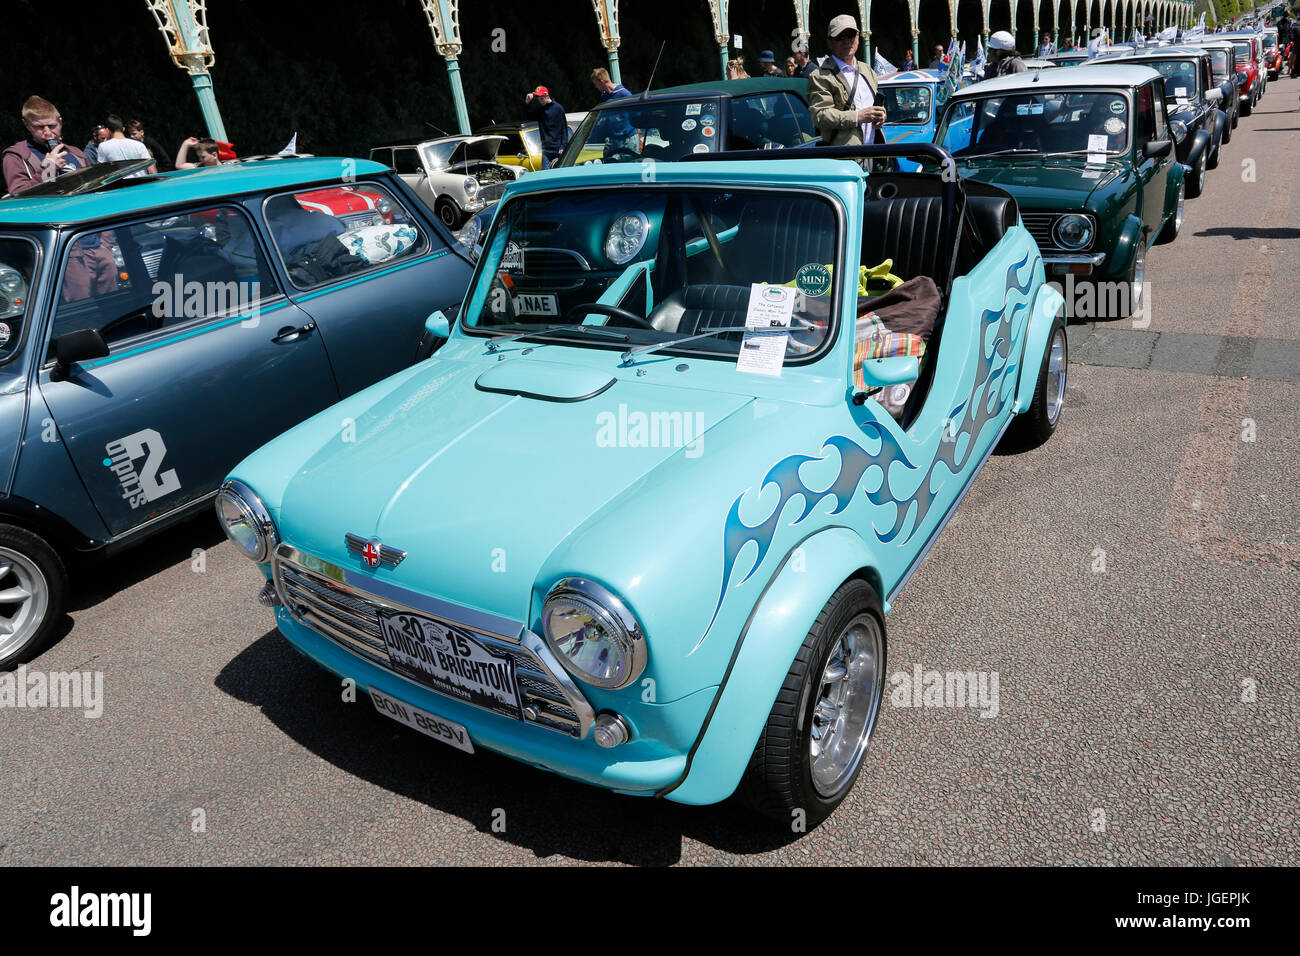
[38,203,340,537]
[259,178,473,397]
[391,146,436,210]
[1133,82,1172,244]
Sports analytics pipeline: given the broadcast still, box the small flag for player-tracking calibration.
[874,51,898,77]
[279,133,298,156]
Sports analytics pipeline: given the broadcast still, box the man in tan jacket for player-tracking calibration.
[807,14,888,147]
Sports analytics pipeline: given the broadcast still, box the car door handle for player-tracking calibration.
[272,321,316,343]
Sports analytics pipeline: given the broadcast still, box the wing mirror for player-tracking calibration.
[424,310,451,340]
[1142,138,1173,160]
[855,356,919,391]
[51,328,109,381]
[1205,86,1223,104]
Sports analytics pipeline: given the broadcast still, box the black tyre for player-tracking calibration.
[434,197,462,230]
[739,578,885,830]
[1005,314,1067,449]
[0,524,68,670]
[1207,137,1221,170]
[1241,93,1253,117]
[1156,178,1185,245]
[1221,115,1233,144]
[1186,149,1206,199]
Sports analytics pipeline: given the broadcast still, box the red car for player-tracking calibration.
[1221,34,1262,116]
[1262,30,1283,80]
[294,185,395,230]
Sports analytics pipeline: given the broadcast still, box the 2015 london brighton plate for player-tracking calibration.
[378,611,521,720]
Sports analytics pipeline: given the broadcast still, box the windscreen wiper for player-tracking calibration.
[960,148,1040,159]
[482,324,629,351]
[618,319,818,367]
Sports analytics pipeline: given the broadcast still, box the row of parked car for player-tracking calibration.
[0,29,1279,829]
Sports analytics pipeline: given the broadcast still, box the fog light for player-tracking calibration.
[257,580,280,607]
[592,713,630,748]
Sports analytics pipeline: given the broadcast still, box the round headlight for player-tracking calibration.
[376,197,393,215]
[604,211,649,265]
[1052,214,1094,250]
[215,479,277,563]
[0,269,22,293]
[542,578,646,690]
[463,177,479,196]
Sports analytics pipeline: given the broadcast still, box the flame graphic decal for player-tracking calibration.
[702,251,1036,643]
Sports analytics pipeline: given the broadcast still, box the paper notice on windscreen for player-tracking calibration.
[737,284,795,376]
[1087,133,1108,166]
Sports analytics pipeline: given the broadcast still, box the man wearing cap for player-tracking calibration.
[985,30,1027,78]
[808,14,888,148]
[523,85,569,169]
[1086,27,1106,60]
[758,50,783,77]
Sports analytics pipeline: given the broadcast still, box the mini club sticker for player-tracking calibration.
[1103,117,1125,135]
[682,118,697,131]
[794,263,831,297]
[692,143,710,153]
[1109,99,1126,114]
[0,322,9,347]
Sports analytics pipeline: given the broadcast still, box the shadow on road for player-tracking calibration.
[1194,226,1300,240]
[215,630,804,864]
[70,512,225,611]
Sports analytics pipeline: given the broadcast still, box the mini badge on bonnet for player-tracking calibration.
[345,533,407,569]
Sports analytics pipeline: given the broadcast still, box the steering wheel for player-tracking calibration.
[604,147,641,163]
[561,301,654,329]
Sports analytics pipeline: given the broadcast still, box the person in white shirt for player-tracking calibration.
[94,115,157,176]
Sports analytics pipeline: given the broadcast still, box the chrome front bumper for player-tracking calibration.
[1043,252,1107,274]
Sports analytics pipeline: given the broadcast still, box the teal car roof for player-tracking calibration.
[0,157,389,227]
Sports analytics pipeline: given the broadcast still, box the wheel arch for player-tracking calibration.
[661,526,885,806]
[1014,281,1066,415]
[0,496,98,562]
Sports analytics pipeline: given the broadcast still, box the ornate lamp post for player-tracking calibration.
[857,0,872,65]
[421,0,470,135]
[592,0,623,85]
[146,0,227,142]
[707,0,731,80]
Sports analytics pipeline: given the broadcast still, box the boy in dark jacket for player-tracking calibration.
[523,86,569,168]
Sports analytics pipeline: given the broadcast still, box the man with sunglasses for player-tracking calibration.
[808,14,888,148]
[3,96,89,196]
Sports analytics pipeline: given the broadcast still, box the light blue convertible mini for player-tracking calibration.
[218,145,1067,828]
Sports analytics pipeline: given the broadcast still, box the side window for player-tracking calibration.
[729,94,800,149]
[51,206,276,348]
[391,148,422,175]
[939,101,976,154]
[1150,84,1167,139]
[264,182,429,291]
[781,92,818,144]
[369,148,392,168]
[1135,84,1156,147]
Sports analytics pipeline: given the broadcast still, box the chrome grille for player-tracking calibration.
[340,211,383,230]
[477,181,507,203]
[275,552,587,737]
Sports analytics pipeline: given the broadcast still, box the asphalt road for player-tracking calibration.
[3,82,1298,866]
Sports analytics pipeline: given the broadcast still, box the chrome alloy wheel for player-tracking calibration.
[1174,181,1185,233]
[0,546,49,661]
[1045,326,1068,427]
[809,613,883,798]
[1197,152,1207,194]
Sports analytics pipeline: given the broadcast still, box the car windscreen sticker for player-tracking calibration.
[738,284,794,376]
[0,322,9,346]
[701,114,716,126]
[685,103,702,116]
[1103,117,1125,135]
[682,118,697,131]
[795,263,832,297]
[501,241,523,272]
[701,125,715,137]
[1087,133,1109,165]
[1109,98,1126,114]
[692,143,710,153]
[1174,86,1188,97]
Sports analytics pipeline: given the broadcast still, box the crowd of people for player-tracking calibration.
[2,95,229,197]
